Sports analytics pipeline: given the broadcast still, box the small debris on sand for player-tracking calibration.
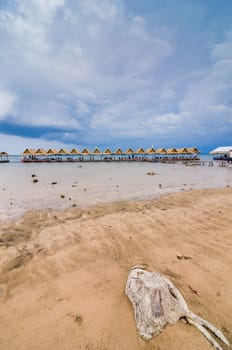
[0,284,7,299]
[74,314,83,325]
[177,254,192,260]
[188,285,200,296]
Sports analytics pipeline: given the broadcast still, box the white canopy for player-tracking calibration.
[209,146,232,154]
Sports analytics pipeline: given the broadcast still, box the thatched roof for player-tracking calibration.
[35,148,47,155]
[22,148,35,155]
[20,145,201,157]
[92,147,102,154]
[115,148,123,154]
[58,148,69,155]
[81,148,90,154]
[103,148,112,154]
[146,147,156,154]
[70,148,81,154]
[187,147,200,154]
[126,148,134,154]
[47,149,58,155]
[177,148,190,154]
[0,151,8,156]
[166,148,178,154]
[156,148,167,154]
[136,147,145,154]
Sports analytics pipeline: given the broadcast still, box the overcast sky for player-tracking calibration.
[0,0,231,153]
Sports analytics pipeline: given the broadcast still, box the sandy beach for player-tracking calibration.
[0,187,231,349]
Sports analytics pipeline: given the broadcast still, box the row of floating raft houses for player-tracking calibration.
[21,147,200,163]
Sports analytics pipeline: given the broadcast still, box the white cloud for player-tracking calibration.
[211,31,232,60]
[0,133,72,154]
[0,0,172,133]
[160,86,175,101]
[18,0,65,23]
[76,101,90,115]
[0,90,17,120]
[176,31,232,143]
[79,0,121,21]
[0,0,231,151]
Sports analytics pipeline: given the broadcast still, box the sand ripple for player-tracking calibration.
[0,188,232,349]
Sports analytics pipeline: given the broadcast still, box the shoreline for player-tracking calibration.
[1,185,231,227]
[0,187,232,349]
[1,181,231,224]
[1,159,232,223]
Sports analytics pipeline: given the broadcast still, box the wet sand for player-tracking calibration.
[1,161,232,221]
[0,187,232,349]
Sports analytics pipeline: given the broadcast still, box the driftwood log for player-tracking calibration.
[125,268,230,350]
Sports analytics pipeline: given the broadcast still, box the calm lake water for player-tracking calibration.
[0,159,232,221]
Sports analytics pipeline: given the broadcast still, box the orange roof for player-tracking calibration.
[22,148,36,155]
[81,148,90,154]
[166,148,178,154]
[103,148,112,154]
[187,147,200,154]
[126,148,134,154]
[35,148,47,155]
[58,148,69,154]
[92,147,102,154]
[115,148,123,154]
[177,148,190,154]
[146,147,156,154]
[156,148,167,154]
[47,149,58,154]
[70,148,81,154]
[136,147,145,154]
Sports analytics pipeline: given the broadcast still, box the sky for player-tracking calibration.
[0,0,232,154]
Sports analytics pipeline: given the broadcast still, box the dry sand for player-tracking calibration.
[0,187,232,350]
